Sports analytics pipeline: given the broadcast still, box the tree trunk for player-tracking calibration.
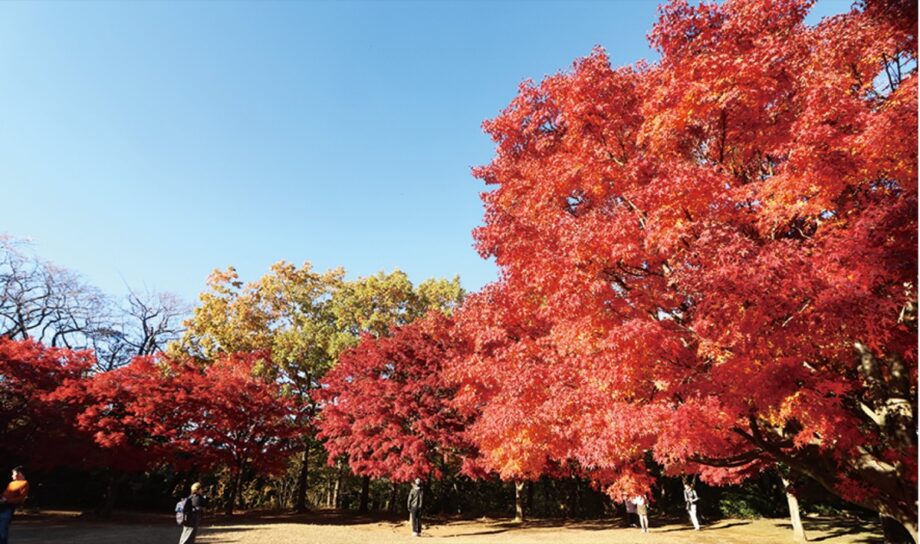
[294,442,311,512]
[574,478,584,517]
[387,481,398,513]
[224,474,236,516]
[96,470,119,518]
[881,511,918,544]
[513,480,525,523]
[526,480,535,513]
[359,475,370,513]
[332,472,341,509]
[737,413,917,542]
[781,476,807,541]
[453,480,462,515]
[235,469,246,510]
[899,519,918,544]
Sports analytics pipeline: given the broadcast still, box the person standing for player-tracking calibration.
[407,478,424,537]
[634,495,649,533]
[624,496,637,527]
[178,482,208,544]
[683,482,700,531]
[0,466,29,544]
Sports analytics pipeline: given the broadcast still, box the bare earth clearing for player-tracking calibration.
[11,511,882,544]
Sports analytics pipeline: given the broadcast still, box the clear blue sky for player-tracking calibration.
[0,0,848,303]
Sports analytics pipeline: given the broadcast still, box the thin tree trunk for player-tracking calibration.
[294,442,311,512]
[453,480,462,515]
[359,475,370,513]
[332,472,341,509]
[224,474,236,516]
[526,480,535,513]
[235,469,246,510]
[575,478,584,517]
[388,481,398,513]
[781,476,807,541]
[513,480,525,522]
[96,470,119,518]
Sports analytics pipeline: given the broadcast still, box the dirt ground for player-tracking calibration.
[10,510,882,544]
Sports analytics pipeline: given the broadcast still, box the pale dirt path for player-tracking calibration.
[9,511,881,544]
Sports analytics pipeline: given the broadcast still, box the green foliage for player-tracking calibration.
[328,270,463,354]
[719,493,767,519]
[803,502,850,517]
[717,476,787,519]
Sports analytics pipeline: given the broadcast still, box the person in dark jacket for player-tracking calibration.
[407,478,424,537]
[179,482,208,544]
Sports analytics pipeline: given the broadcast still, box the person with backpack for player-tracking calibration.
[683,481,701,531]
[177,482,208,544]
[0,466,28,544]
[407,478,424,537]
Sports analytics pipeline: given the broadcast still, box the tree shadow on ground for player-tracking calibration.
[433,517,618,538]
[440,527,513,537]
[491,519,613,531]
[642,515,750,533]
[776,516,882,544]
[198,526,258,544]
[206,509,409,527]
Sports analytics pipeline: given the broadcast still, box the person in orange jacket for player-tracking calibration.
[0,466,28,544]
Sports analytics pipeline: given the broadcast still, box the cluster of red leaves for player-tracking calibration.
[317,313,473,482]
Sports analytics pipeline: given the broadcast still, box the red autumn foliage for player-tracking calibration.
[176,352,298,478]
[467,0,916,533]
[447,283,574,481]
[50,355,188,472]
[318,313,473,482]
[0,337,95,468]
[447,280,666,495]
[52,350,298,504]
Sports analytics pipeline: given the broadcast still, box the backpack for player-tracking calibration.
[175,496,192,526]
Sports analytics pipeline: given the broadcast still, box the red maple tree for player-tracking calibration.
[318,313,472,482]
[469,0,916,536]
[170,352,299,514]
[0,337,95,469]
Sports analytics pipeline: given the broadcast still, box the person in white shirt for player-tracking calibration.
[634,495,649,533]
[683,482,701,530]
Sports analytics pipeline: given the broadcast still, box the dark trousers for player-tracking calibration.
[409,508,422,534]
[0,506,13,544]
